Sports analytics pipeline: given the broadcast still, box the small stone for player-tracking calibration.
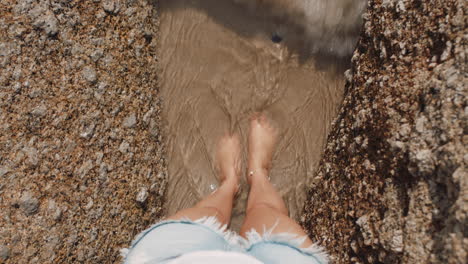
[96,152,104,165]
[99,163,108,181]
[440,41,452,61]
[30,104,47,117]
[102,0,121,14]
[84,199,94,210]
[12,66,22,80]
[396,1,406,12]
[136,188,149,204]
[23,146,39,166]
[390,230,403,252]
[47,200,62,220]
[363,159,374,171]
[20,191,39,215]
[344,69,353,83]
[123,113,137,128]
[350,240,358,254]
[415,116,427,133]
[47,199,56,211]
[414,149,435,175]
[42,14,59,36]
[0,166,10,177]
[157,171,165,179]
[53,207,62,221]
[80,123,95,139]
[13,82,22,93]
[149,119,159,137]
[90,49,104,62]
[0,245,10,261]
[76,160,94,178]
[119,141,130,153]
[143,108,154,124]
[398,123,411,137]
[82,66,97,83]
[356,215,375,246]
[95,82,108,100]
[9,23,27,37]
[32,13,59,36]
[388,140,405,151]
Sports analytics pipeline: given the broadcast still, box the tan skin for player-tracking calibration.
[168,113,313,248]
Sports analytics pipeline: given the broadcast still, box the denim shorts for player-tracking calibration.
[121,217,328,264]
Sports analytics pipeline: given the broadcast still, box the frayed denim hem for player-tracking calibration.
[244,224,329,264]
[121,216,329,264]
[120,216,241,260]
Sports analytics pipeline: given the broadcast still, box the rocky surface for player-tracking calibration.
[0,0,166,263]
[301,0,466,263]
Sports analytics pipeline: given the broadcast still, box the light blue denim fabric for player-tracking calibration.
[122,217,328,264]
[247,240,325,264]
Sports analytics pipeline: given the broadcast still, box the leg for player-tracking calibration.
[240,114,313,248]
[168,134,241,226]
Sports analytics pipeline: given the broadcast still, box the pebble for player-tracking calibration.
[149,119,159,137]
[143,108,154,124]
[413,149,435,174]
[23,147,39,166]
[119,141,130,153]
[90,49,104,62]
[136,188,148,204]
[20,191,39,215]
[157,171,165,179]
[41,14,59,36]
[0,166,10,177]
[82,66,98,84]
[47,200,62,221]
[8,23,27,38]
[84,199,94,210]
[98,163,108,181]
[76,160,94,178]
[440,41,452,61]
[80,123,95,139]
[0,245,10,261]
[102,0,121,14]
[123,113,137,128]
[94,82,108,100]
[30,7,59,37]
[30,104,47,117]
[12,66,22,80]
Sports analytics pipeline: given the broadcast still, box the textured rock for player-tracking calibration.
[136,187,149,205]
[123,113,137,128]
[102,0,121,15]
[19,191,39,215]
[0,1,166,263]
[82,66,98,84]
[0,245,10,261]
[301,0,467,263]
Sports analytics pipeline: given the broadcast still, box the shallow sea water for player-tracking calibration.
[160,0,346,230]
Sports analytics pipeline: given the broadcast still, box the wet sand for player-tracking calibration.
[160,0,346,230]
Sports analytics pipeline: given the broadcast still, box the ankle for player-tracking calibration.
[220,176,239,193]
[248,160,270,173]
[247,168,270,184]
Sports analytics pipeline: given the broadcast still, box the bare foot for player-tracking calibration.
[216,133,241,191]
[247,113,278,184]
